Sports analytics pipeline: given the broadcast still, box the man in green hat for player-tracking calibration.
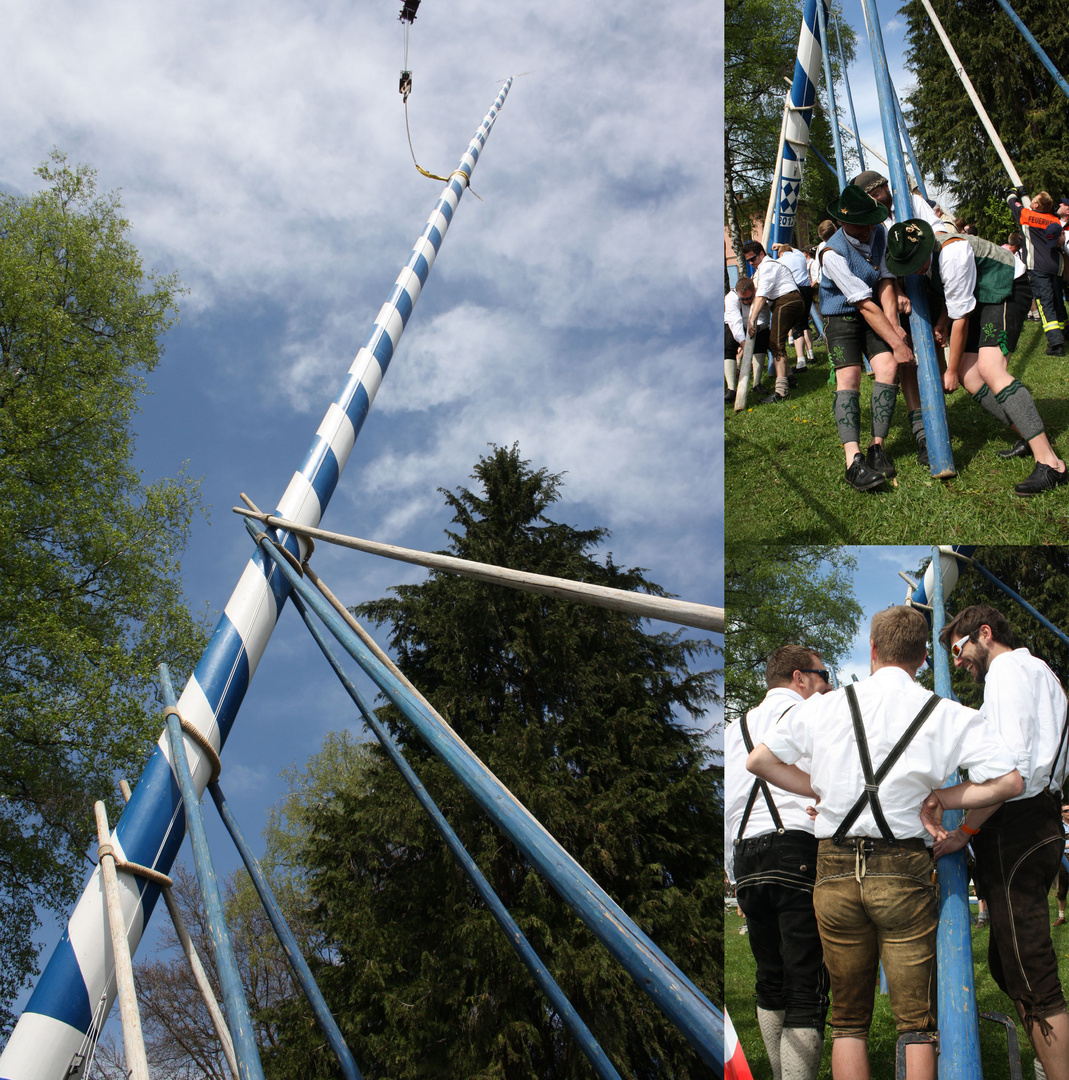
[818,185,913,491]
[886,219,1067,495]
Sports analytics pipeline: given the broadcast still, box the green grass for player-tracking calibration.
[724,321,1069,544]
[725,892,1069,1078]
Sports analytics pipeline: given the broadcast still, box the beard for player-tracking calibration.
[968,645,991,683]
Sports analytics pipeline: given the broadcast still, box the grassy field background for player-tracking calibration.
[724,321,1069,545]
[725,892,1069,1079]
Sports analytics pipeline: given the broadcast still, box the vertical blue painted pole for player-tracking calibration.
[993,0,1069,102]
[814,0,847,188]
[930,550,983,1080]
[892,84,929,202]
[858,0,956,479]
[158,666,265,1080]
[832,7,865,172]
[770,0,827,248]
[208,782,363,1080]
[0,79,514,1080]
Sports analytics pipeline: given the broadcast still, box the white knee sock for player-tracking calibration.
[781,1026,824,1080]
[757,1007,785,1080]
[1035,1060,1048,1080]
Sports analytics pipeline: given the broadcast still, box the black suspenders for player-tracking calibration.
[831,684,942,845]
[734,707,792,844]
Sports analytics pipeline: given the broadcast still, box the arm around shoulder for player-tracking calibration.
[746,744,817,800]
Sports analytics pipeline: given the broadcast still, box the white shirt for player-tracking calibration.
[820,232,894,305]
[754,257,801,301]
[776,248,810,288]
[982,648,1068,800]
[724,290,768,342]
[762,666,1017,843]
[884,191,942,229]
[724,687,815,883]
[936,237,1027,321]
[807,254,819,286]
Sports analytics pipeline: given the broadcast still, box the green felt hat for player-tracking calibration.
[825,185,890,226]
[885,218,936,277]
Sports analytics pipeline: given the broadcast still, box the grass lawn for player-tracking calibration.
[724,892,1069,1079]
[724,321,1069,545]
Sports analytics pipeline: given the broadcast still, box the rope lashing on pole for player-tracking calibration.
[246,517,725,1072]
[859,0,956,479]
[915,0,1030,203]
[232,504,725,633]
[0,78,514,1080]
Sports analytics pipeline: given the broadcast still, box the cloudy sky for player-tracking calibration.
[4,0,722,1009]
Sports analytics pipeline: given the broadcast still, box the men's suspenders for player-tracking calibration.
[734,708,791,844]
[832,685,942,845]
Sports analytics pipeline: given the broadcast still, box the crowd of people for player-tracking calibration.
[725,603,1069,1080]
[725,172,1069,496]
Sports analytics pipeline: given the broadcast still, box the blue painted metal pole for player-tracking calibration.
[0,79,514,1080]
[969,560,1069,648]
[993,0,1069,103]
[158,666,265,1080]
[930,553,983,1080]
[208,781,364,1080]
[808,144,842,181]
[832,7,865,172]
[814,0,847,188]
[892,84,929,202]
[770,0,827,248]
[248,523,723,1071]
[858,0,956,479]
[288,592,625,1080]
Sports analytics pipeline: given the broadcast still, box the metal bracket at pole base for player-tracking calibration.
[978,1012,1024,1080]
[895,1032,939,1080]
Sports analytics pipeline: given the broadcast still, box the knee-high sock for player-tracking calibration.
[834,389,861,447]
[908,408,926,447]
[757,1007,785,1080]
[781,1026,824,1080]
[1034,1059,1048,1080]
[870,381,897,441]
[972,384,1011,427]
[996,378,1045,441]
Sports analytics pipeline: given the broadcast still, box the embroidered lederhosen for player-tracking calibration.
[832,684,942,845]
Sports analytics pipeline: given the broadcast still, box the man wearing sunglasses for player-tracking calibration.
[747,606,1022,1080]
[934,604,1069,1080]
[725,645,832,1080]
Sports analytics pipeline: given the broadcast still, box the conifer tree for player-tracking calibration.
[270,445,720,1079]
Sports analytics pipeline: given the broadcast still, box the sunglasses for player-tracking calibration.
[950,635,971,658]
[799,668,830,683]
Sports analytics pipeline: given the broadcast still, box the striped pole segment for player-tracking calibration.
[0,78,513,1080]
[770,0,827,248]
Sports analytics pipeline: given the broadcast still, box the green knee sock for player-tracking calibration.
[870,381,897,440]
[834,389,861,447]
[996,379,1045,441]
[972,384,1011,427]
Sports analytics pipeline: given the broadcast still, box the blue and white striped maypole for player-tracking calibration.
[770,0,827,247]
[0,78,513,1080]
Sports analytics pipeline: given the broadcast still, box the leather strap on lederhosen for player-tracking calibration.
[734,706,793,845]
[831,684,942,845]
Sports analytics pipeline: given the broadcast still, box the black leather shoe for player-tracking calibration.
[725,388,736,404]
[864,443,896,479]
[845,453,887,491]
[916,439,929,467]
[1014,462,1069,496]
[760,391,790,404]
[997,439,1032,459]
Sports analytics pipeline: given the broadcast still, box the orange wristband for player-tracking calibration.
[960,822,980,836]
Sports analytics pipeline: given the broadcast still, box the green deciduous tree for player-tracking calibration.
[264,445,720,1079]
[901,0,1069,235]
[725,545,863,721]
[0,153,207,1037]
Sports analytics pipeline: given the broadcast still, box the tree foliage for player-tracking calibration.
[265,446,720,1079]
[901,0,1069,235]
[0,153,207,1036]
[724,545,863,721]
[919,546,1069,712]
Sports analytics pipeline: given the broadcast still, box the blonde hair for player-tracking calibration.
[870,606,928,668]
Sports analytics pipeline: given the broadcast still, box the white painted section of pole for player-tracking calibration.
[94,802,150,1080]
[915,0,1027,194]
[233,506,724,633]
